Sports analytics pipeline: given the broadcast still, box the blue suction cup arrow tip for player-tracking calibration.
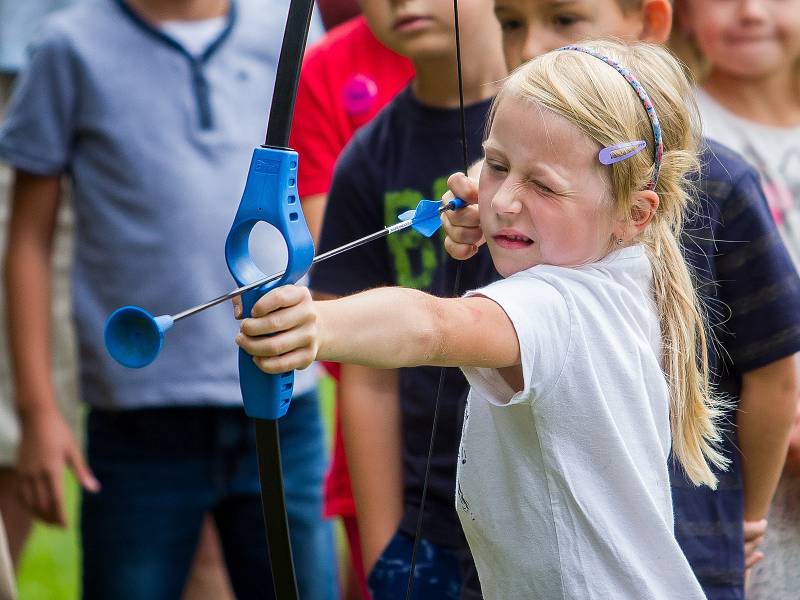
[104,306,174,368]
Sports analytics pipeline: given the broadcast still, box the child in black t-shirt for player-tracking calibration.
[307,0,505,597]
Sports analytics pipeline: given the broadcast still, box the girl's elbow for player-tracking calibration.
[411,296,451,366]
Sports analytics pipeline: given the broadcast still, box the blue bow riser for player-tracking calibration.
[225,146,315,420]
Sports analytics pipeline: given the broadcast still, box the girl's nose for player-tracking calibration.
[491,183,523,214]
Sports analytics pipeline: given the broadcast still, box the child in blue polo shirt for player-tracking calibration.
[0,1,334,598]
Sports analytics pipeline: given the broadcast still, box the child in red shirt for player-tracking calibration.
[289,15,413,599]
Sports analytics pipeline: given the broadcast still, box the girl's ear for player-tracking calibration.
[617,190,659,242]
[630,190,660,230]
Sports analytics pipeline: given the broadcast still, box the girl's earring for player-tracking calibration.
[616,238,624,246]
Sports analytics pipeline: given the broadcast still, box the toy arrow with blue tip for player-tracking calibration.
[105,197,466,368]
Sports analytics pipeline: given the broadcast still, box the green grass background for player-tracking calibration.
[14,376,337,599]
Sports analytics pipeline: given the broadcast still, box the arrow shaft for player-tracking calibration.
[172,205,450,322]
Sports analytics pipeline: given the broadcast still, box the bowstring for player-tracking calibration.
[404,0,469,596]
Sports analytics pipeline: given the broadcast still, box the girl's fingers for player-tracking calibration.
[251,284,310,318]
[252,348,316,374]
[443,236,480,261]
[237,324,315,358]
[442,214,483,243]
[231,296,243,319]
[240,299,316,337]
[446,172,479,204]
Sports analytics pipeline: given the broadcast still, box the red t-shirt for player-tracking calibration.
[290,15,414,198]
[289,16,413,518]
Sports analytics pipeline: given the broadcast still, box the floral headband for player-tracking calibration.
[557,45,664,190]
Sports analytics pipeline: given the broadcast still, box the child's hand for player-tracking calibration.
[17,408,101,527]
[235,285,319,374]
[743,518,767,571]
[442,172,483,260]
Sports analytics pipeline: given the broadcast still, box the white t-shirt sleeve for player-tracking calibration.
[462,272,571,407]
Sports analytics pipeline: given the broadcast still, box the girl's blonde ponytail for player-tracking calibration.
[648,222,728,488]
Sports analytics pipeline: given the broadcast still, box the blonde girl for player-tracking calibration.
[236,40,723,598]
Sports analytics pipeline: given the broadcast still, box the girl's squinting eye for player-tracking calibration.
[532,179,556,195]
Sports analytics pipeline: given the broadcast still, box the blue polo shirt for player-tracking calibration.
[0,0,322,409]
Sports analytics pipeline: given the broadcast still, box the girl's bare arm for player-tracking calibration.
[237,284,521,374]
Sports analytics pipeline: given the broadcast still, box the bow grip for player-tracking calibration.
[225,147,315,420]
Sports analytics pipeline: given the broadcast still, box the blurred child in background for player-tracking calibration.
[307,0,505,597]
[673,1,800,597]
[0,1,333,598]
[290,11,413,599]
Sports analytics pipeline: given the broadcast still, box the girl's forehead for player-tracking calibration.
[492,96,593,146]
[488,96,601,172]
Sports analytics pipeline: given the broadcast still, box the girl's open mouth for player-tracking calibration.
[493,233,534,249]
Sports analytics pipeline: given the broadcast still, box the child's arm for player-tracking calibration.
[338,363,403,573]
[785,397,800,477]
[236,284,521,377]
[737,356,798,521]
[737,357,797,570]
[4,170,99,527]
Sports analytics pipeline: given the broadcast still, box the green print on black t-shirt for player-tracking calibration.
[384,176,450,289]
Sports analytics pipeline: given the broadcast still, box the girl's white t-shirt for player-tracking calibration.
[457,245,705,599]
[695,87,800,267]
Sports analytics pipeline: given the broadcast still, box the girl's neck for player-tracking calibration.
[125,0,229,22]
[703,67,800,128]
[411,43,506,108]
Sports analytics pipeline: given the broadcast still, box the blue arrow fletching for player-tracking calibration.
[408,199,444,237]
[398,208,415,222]
[397,197,467,238]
